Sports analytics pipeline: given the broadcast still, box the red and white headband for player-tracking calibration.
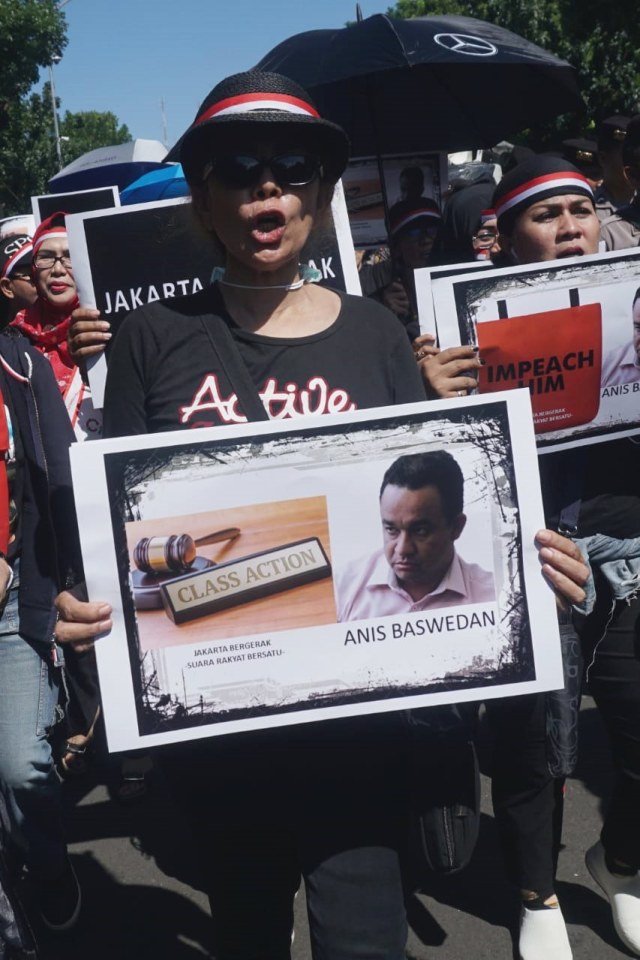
[495,171,593,220]
[391,208,441,236]
[1,240,32,279]
[479,209,496,226]
[32,227,67,256]
[195,92,320,126]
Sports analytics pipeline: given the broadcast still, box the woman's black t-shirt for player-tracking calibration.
[104,285,426,438]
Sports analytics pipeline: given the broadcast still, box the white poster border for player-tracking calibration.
[415,260,491,339]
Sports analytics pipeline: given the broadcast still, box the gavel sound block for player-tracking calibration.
[131,528,240,610]
[124,498,337,650]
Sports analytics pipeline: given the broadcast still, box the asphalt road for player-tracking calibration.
[31,695,635,960]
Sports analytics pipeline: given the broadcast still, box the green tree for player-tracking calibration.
[0,1,132,214]
[0,86,56,212]
[0,84,132,215]
[58,110,131,166]
[387,0,640,145]
[0,0,66,213]
[0,0,66,110]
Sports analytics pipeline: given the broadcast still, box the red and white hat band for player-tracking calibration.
[32,228,67,256]
[1,242,32,279]
[496,172,593,218]
[196,92,320,126]
[391,209,440,235]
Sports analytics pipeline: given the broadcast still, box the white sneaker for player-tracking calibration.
[586,840,640,955]
[519,903,573,960]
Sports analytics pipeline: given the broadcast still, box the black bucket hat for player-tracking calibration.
[493,156,594,234]
[169,70,350,187]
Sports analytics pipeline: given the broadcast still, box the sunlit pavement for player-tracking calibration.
[34,696,633,959]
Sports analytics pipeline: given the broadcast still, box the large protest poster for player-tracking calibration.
[71,392,563,752]
[67,183,361,408]
[427,249,640,452]
[344,152,447,248]
[31,186,119,225]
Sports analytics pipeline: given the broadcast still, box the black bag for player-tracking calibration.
[406,705,480,880]
[544,496,585,779]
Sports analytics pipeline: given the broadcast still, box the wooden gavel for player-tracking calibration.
[133,528,240,575]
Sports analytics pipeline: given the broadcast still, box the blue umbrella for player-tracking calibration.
[120,164,189,205]
[48,139,168,194]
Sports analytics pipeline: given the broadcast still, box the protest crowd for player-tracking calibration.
[0,16,640,960]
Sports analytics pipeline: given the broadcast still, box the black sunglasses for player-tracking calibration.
[203,153,322,189]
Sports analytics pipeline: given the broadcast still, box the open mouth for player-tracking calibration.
[252,209,286,243]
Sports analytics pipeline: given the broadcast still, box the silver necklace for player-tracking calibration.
[218,276,306,291]
[211,263,322,291]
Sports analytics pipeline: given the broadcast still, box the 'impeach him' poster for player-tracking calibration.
[424,249,640,452]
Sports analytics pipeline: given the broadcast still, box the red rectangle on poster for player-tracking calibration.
[477,304,602,433]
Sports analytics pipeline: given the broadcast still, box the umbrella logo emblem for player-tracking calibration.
[433,33,498,57]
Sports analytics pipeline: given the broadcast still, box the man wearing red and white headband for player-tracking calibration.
[0,235,36,327]
[380,196,442,340]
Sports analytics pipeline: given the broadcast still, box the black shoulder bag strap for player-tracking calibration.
[198,313,269,423]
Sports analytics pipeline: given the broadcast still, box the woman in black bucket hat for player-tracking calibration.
[63,73,589,959]
[171,70,350,188]
[70,69,429,959]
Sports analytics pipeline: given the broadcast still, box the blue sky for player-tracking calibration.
[46,0,383,151]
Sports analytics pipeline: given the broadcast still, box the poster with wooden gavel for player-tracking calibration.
[70,393,565,752]
[423,248,640,452]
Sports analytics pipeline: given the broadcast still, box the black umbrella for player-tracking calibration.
[255,13,583,155]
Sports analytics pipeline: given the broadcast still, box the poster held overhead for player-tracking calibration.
[344,152,447,247]
[31,186,120,226]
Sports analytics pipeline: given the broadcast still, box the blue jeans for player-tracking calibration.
[0,567,66,874]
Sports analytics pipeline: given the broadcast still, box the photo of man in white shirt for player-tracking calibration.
[336,451,495,622]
